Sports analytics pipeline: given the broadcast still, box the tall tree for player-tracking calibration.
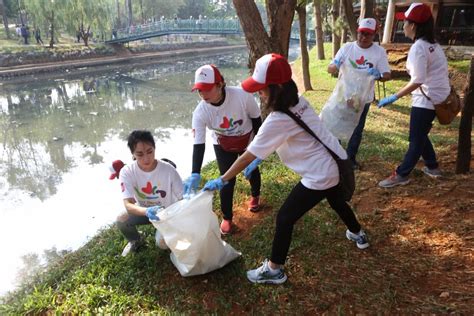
[313,0,325,60]
[341,0,357,40]
[126,0,132,27]
[0,0,11,39]
[360,0,375,19]
[331,0,341,58]
[456,56,474,174]
[233,0,296,68]
[296,0,313,91]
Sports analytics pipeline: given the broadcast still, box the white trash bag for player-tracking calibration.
[151,191,241,276]
[320,63,374,141]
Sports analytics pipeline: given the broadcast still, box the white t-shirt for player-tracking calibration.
[120,160,183,208]
[192,86,261,145]
[247,97,347,190]
[406,39,450,110]
[334,41,391,104]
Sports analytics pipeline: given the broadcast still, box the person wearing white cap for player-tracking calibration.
[328,17,391,170]
[183,64,263,235]
[202,54,369,284]
[115,130,183,257]
[378,3,449,187]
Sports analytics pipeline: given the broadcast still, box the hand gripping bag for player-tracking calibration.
[320,63,374,141]
[151,191,241,276]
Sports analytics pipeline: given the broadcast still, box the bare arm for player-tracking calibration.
[221,151,257,182]
[123,198,147,216]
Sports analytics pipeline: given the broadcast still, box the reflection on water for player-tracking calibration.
[0,51,251,294]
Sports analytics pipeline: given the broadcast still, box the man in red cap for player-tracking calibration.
[328,17,391,170]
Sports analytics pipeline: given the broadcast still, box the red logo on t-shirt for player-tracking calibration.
[120,182,125,192]
[141,182,153,194]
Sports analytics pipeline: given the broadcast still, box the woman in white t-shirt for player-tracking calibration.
[116,130,183,257]
[202,54,369,285]
[183,64,263,235]
[378,3,449,188]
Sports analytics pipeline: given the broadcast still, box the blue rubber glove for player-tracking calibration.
[146,205,163,221]
[378,94,398,108]
[183,173,201,195]
[367,67,382,79]
[243,158,263,179]
[332,58,342,69]
[202,177,228,191]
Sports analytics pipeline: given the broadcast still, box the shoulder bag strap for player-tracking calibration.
[419,86,432,102]
[280,109,340,161]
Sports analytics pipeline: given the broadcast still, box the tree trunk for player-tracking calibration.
[456,56,474,174]
[332,0,341,58]
[139,0,144,23]
[313,0,325,60]
[360,0,375,19]
[233,0,296,69]
[49,11,54,48]
[115,0,121,28]
[126,0,132,27]
[296,3,313,91]
[341,0,357,40]
[0,0,10,39]
[266,0,296,57]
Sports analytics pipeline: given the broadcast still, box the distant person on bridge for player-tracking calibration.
[378,3,449,187]
[183,64,263,235]
[328,18,391,170]
[34,27,43,45]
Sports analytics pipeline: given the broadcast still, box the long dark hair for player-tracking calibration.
[264,79,299,113]
[410,16,436,44]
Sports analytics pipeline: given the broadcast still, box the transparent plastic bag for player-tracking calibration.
[320,63,374,141]
[151,191,241,276]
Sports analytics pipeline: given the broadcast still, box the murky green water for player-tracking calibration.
[0,50,252,294]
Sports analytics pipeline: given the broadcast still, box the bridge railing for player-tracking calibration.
[113,19,241,41]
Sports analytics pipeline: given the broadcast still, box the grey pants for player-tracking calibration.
[116,212,151,241]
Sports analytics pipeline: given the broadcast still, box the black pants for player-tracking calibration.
[213,144,261,220]
[271,182,362,265]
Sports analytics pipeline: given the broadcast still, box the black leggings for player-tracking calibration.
[213,144,261,220]
[271,182,361,265]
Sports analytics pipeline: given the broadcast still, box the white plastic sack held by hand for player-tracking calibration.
[151,191,241,276]
[320,61,374,141]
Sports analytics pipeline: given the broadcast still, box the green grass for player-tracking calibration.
[0,43,471,314]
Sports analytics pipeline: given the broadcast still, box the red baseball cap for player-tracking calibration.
[241,53,292,93]
[358,18,377,34]
[191,64,223,91]
[109,160,125,180]
[395,3,432,24]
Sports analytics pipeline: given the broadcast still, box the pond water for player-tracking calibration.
[0,45,302,295]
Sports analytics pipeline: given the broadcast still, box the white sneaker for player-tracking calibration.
[121,239,144,257]
[246,259,287,284]
[346,229,370,249]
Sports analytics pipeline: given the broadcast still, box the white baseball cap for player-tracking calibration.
[241,53,292,93]
[191,64,223,91]
[358,18,377,34]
